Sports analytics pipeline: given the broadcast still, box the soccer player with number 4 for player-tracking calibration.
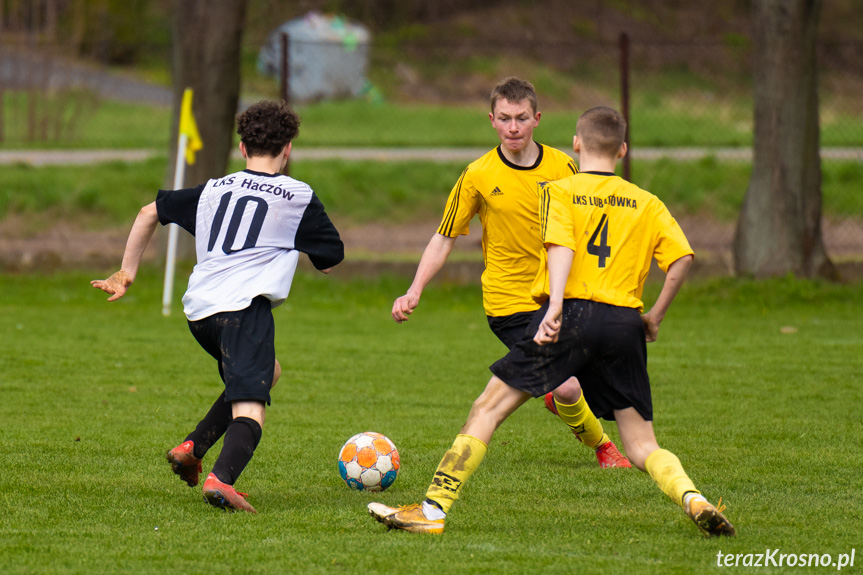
[370,106,735,537]
[392,77,630,469]
[92,100,344,513]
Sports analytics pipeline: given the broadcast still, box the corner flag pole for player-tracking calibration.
[162,88,202,316]
[161,133,187,316]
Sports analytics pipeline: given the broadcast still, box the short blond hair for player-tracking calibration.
[576,106,626,157]
[490,77,538,115]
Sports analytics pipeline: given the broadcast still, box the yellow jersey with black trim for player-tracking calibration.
[437,143,577,317]
[533,171,693,311]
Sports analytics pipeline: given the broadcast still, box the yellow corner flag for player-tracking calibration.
[179,88,203,165]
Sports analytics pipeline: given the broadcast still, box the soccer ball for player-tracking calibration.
[338,432,400,492]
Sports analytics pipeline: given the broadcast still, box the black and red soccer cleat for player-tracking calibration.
[166,440,203,487]
[544,393,633,468]
[202,473,257,513]
[543,392,559,415]
[594,440,632,468]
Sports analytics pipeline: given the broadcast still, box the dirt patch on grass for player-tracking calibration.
[2,215,861,281]
[0,218,140,273]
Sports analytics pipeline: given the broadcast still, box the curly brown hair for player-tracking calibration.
[236,100,301,158]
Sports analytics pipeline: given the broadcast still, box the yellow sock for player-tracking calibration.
[425,434,488,514]
[553,395,609,449]
[644,448,700,508]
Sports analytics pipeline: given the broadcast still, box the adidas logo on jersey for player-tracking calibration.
[490,187,504,196]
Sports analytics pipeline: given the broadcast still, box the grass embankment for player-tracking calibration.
[3,96,861,231]
[2,156,862,230]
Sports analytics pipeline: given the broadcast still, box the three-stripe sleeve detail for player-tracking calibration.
[539,184,551,242]
[438,168,467,236]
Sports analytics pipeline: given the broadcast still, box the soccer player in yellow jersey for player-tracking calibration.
[392,77,630,468]
[370,106,735,537]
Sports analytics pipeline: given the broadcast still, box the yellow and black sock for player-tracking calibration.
[425,434,488,514]
[553,395,609,449]
[644,448,699,507]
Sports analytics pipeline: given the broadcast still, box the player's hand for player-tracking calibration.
[392,292,420,323]
[534,302,563,345]
[641,311,660,342]
[90,270,135,302]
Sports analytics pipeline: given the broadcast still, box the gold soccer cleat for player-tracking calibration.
[685,497,736,537]
[368,502,445,534]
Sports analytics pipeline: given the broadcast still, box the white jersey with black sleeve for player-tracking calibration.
[155,169,344,321]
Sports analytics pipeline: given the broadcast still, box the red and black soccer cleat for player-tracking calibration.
[543,392,559,415]
[202,473,257,513]
[166,440,203,487]
[595,440,632,469]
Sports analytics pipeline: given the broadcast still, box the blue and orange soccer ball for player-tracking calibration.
[338,432,400,492]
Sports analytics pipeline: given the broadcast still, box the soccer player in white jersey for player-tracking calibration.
[92,100,344,513]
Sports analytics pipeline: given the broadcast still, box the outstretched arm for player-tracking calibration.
[391,233,457,323]
[90,202,159,301]
[641,254,693,342]
[534,244,574,345]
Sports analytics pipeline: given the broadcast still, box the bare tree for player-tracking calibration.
[734,0,836,279]
[167,0,248,190]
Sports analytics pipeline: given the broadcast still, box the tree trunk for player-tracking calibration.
[733,0,837,279]
[162,0,248,260]
[168,0,247,187]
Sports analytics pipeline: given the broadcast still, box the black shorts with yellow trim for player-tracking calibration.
[187,295,276,405]
[489,299,652,422]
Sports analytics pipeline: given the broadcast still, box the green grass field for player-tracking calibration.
[1,269,861,574]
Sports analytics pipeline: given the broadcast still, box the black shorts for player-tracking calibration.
[487,311,536,350]
[489,310,604,403]
[187,295,276,404]
[490,299,652,422]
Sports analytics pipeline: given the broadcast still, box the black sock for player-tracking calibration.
[211,416,262,485]
[185,392,233,459]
